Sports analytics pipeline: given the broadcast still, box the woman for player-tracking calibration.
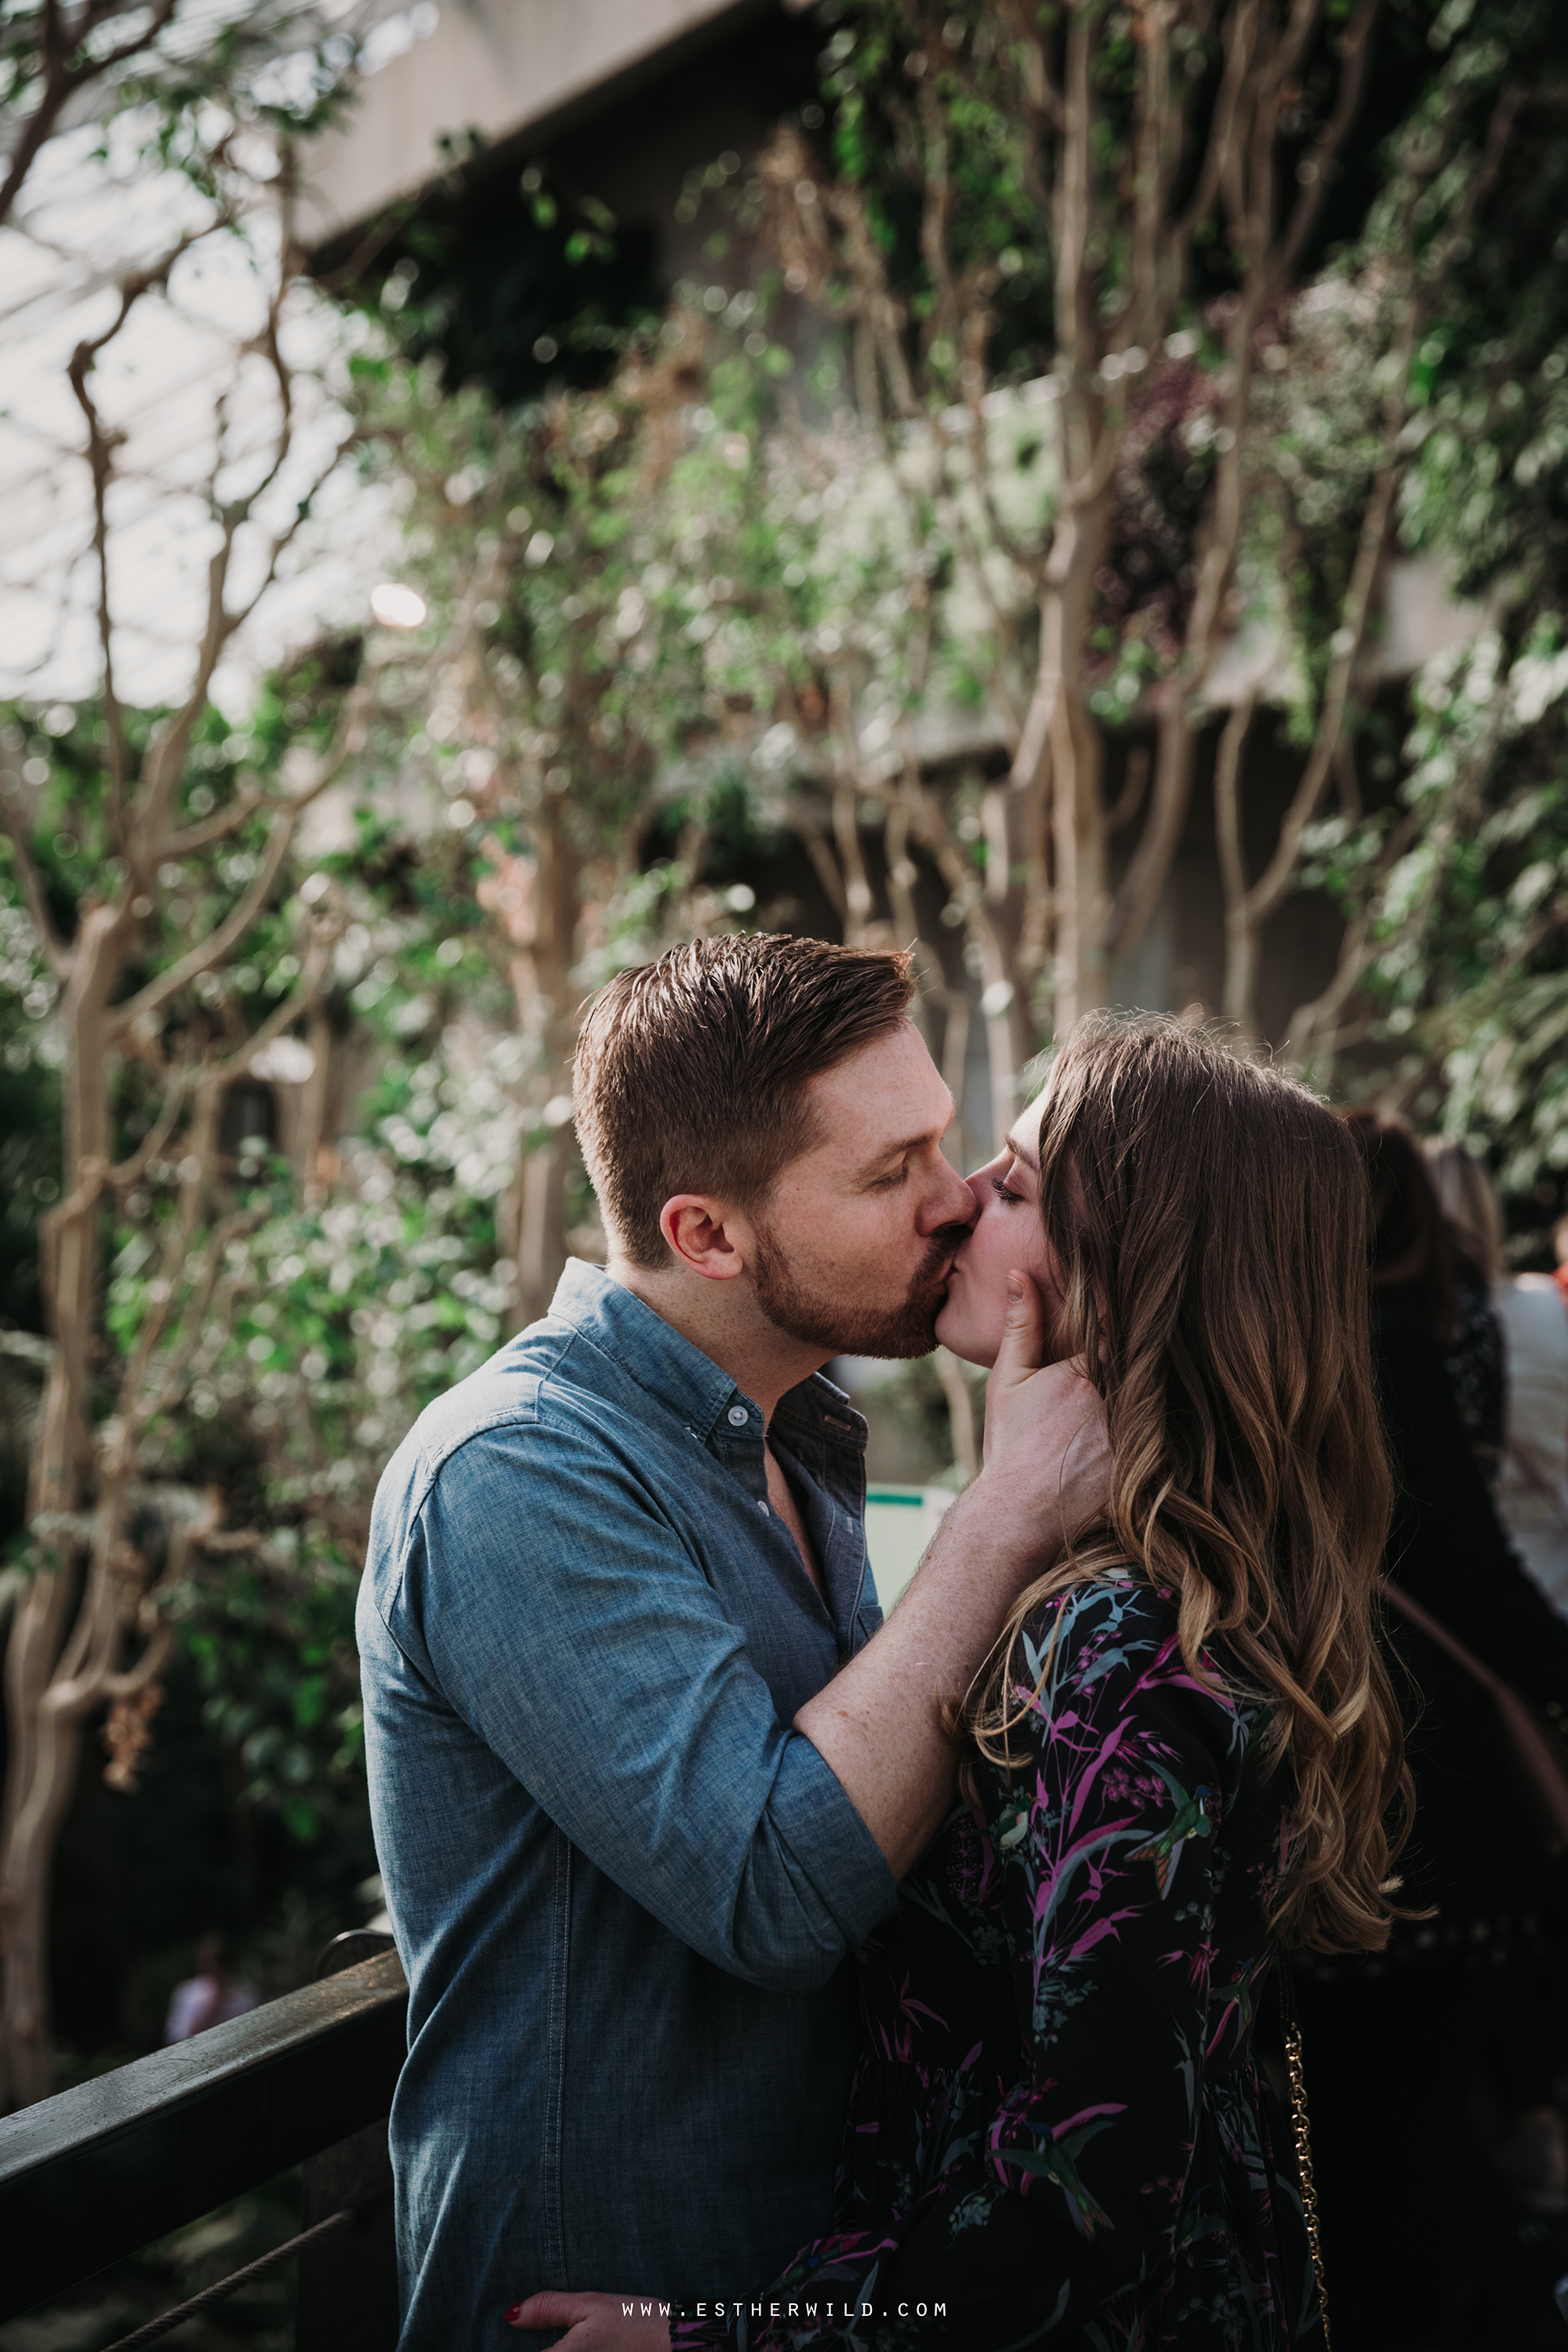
[512,1019,1410,2348]
[1298,1112,1568,2350]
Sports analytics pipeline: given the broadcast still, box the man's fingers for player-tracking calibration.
[989,1267,1044,1389]
[981,1330,1112,1540]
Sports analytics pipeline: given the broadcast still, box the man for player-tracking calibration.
[358,935,1106,2347]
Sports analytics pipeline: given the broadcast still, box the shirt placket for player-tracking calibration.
[706,1391,770,1503]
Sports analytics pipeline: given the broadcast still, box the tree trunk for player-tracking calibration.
[515,1144,571,1330]
[1213,695,1258,1032]
[0,909,122,2110]
[0,1648,90,2109]
[506,800,581,1329]
[1010,484,1113,1043]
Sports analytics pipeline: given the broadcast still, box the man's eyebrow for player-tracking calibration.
[1004,1130,1040,1170]
[861,1123,949,1169]
[855,1096,957,1174]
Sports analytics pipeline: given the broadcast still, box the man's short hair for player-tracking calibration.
[574,933,916,1268]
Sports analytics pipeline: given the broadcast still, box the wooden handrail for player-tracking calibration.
[0,1942,407,2322]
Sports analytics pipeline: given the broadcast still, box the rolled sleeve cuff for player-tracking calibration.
[753,1728,900,1966]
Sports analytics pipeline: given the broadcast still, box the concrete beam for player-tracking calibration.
[298,0,761,247]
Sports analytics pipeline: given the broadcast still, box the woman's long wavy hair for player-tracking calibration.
[958,1016,1412,1955]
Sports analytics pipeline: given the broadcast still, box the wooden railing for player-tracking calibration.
[0,1931,405,2349]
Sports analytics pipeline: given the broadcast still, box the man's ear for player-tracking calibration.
[659,1196,749,1281]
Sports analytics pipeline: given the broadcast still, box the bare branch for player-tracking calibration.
[1243,354,1410,927]
[136,387,354,844]
[1054,5,1099,397]
[66,227,220,848]
[1270,0,1381,292]
[788,806,851,927]
[120,679,373,1027]
[158,786,267,858]
[819,176,920,421]
[1171,0,1262,256]
[115,810,296,1026]
[99,1620,172,1702]
[0,0,180,230]
[1212,693,1258,1027]
[994,0,1066,132]
[916,78,967,376]
[1105,704,1197,966]
[208,919,337,1080]
[107,1058,189,1191]
[1120,0,1182,349]
[1102,743,1149,839]
[226,428,357,637]
[0,796,71,977]
[1282,911,1370,1076]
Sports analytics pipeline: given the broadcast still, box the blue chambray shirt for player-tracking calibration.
[358,1259,900,2348]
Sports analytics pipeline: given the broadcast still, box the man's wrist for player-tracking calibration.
[931,1466,1062,1586]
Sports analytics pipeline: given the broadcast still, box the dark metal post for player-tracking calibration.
[296,1931,402,2352]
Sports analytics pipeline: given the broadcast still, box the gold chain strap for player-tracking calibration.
[1283,2010,1330,2349]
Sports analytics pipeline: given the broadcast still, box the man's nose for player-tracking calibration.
[924,1160,978,1232]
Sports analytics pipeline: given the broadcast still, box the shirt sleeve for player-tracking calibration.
[373,1417,898,1994]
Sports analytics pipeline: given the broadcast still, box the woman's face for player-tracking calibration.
[934,1092,1071,1370]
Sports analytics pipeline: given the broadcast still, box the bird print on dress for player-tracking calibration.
[1128,1774,1216,1897]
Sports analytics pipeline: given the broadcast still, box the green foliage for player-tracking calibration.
[818,7,1053,390]
[1330,627,1568,1240]
[342,156,662,410]
[1254,1,1568,1233]
[169,1535,367,1849]
[0,668,528,1857]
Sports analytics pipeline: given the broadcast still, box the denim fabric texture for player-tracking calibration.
[358,1259,899,2350]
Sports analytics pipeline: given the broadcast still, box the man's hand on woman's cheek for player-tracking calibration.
[506,2288,670,2348]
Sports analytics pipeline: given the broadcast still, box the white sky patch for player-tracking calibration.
[0,55,419,717]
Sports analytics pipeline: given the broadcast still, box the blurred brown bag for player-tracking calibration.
[1383,1578,1568,1856]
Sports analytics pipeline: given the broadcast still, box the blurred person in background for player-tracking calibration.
[1423,1138,1507,1483]
[163,1933,259,2044]
[1428,1140,1568,1621]
[1294,1112,1568,2352]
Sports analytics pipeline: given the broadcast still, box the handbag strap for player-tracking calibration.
[1381,1578,1568,1850]
[1381,1577,1506,1693]
[1278,1955,1330,2348]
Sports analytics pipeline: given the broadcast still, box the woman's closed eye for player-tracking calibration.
[990,1171,1025,1204]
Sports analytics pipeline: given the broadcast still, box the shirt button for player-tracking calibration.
[726,1405,750,1427]
[758,1501,771,1515]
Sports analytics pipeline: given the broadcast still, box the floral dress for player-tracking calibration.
[672,1577,1320,2351]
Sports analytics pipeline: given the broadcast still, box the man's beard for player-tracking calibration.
[750,1225,967,1359]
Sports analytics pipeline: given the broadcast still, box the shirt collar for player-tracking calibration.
[546,1258,866,1457]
